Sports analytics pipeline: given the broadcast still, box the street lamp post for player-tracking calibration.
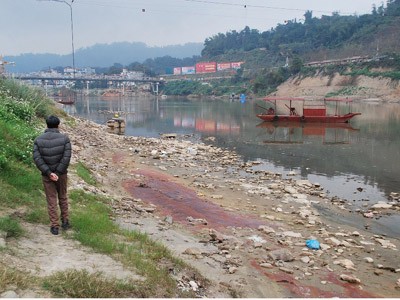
[38,0,75,78]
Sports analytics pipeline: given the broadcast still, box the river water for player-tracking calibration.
[63,95,400,236]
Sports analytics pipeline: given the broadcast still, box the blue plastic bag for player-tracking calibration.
[306,239,320,250]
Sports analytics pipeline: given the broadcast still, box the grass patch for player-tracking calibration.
[0,163,44,209]
[43,269,142,298]
[72,211,118,254]
[325,86,367,98]
[0,120,39,168]
[76,161,97,186]
[0,163,49,224]
[69,190,118,253]
[0,164,42,193]
[24,206,49,224]
[0,216,23,238]
[0,263,34,292]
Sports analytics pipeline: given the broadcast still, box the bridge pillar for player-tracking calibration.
[152,82,159,95]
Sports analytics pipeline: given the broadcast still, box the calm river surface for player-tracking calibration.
[63,95,400,236]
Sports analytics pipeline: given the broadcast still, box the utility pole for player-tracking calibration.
[38,0,75,78]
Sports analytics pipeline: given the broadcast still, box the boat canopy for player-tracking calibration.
[263,96,354,102]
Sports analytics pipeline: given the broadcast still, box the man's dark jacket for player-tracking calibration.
[33,128,72,176]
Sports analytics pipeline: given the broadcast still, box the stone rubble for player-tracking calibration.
[340,274,361,284]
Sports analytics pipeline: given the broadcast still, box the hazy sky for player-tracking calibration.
[2,0,383,56]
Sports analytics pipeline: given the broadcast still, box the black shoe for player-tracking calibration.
[61,221,70,230]
[50,227,59,235]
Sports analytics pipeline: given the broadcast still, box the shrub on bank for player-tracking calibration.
[0,79,53,118]
[0,78,49,169]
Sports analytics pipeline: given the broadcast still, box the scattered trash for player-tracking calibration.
[248,235,266,244]
[306,239,320,250]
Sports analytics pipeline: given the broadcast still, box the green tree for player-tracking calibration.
[290,56,303,74]
[106,63,123,75]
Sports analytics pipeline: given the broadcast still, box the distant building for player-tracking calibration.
[80,67,95,75]
[121,69,144,80]
[40,69,62,77]
[63,67,75,76]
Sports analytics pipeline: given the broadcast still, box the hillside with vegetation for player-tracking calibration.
[161,0,400,97]
[202,2,400,58]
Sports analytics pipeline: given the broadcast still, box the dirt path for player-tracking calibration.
[3,223,141,280]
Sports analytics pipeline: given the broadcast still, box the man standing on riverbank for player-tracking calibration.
[33,115,72,236]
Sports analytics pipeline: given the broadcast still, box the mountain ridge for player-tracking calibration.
[5,41,203,73]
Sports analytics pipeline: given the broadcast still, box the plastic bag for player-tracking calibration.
[306,239,320,250]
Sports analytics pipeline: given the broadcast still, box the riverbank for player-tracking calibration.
[1,108,399,297]
[55,116,400,296]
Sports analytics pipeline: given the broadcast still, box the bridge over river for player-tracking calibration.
[9,74,165,95]
[10,74,165,84]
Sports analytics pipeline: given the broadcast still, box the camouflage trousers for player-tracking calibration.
[42,174,69,228]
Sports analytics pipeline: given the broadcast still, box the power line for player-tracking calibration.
[75,0,286,23]
[182,0,347,15]
[75,0,354,16]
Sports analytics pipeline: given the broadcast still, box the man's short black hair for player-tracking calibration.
[46,115,60,128]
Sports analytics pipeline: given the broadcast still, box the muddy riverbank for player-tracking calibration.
[65,116,400,297]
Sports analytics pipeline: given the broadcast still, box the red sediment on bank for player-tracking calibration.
[324,272,378,298]
[251,260,377,298]
[251,260,335,298]
[112,152,126,164]
[122,168,265,229]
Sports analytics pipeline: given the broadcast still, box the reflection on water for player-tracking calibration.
[64,95,400,235]
[256,122,359,145]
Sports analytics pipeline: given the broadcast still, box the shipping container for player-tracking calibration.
[217,62,231,71]
[181,66,195,75]
[195,62,217,74]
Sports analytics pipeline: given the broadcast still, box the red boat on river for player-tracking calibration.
[257,97,361,123]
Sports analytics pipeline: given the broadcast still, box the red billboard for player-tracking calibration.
[195,62,217,74]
